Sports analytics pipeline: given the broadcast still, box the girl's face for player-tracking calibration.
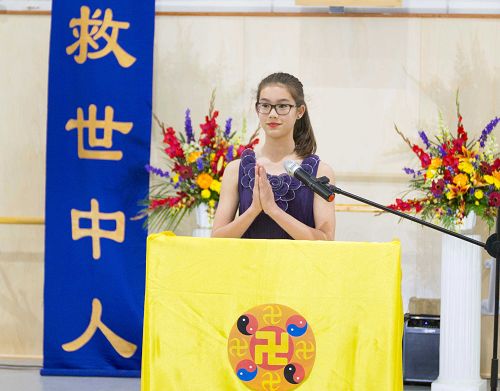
[256,84,305,139]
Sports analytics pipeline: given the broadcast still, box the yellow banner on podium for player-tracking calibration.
[142,234,403,391]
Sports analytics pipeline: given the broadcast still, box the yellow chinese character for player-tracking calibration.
[62,298,137,358]
[66,6,136,68]
[71,198,125,260]
[65,105,133,161]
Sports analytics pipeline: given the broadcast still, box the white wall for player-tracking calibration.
[0,13,498,361]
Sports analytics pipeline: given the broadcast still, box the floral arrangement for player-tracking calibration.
[140,95,259,231]
[389,98,500,230]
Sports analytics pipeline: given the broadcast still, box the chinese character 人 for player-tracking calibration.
[62,298,137,358]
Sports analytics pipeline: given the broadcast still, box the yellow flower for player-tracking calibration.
[216,156,225,172]
[201,189,211,199]
[475,189,484,200]
[426,169,437,180]
[453,173,469,187]
[484,171,500,189]
[196,173,213,189]
[475,201,479,205]
[172,174,179,184]
[209,179,221,193]
[187,151,202,163]
[429,158,442,170]
[208,200,216,207]
[458,160,474,174]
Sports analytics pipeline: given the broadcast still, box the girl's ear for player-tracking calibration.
[296,105,306,119]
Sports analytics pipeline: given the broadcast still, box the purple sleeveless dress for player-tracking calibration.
[238,149,320,239]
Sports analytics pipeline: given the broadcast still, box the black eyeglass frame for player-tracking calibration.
[255,102,299,115]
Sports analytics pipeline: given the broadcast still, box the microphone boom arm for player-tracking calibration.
[325,182,487,250]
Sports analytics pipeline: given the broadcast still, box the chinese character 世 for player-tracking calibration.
[65,104,133,161]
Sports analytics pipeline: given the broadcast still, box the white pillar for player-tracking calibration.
[431,231,486,391]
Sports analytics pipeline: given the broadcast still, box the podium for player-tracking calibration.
[141,235,404,390]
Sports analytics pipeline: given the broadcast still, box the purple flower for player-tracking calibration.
[145,164,169,178]
[196,157,204,171]
[418,130,431,149]
[438,145,446,157]
[226,145,234,162]
[185,108,194,143]
[479,117,499,147]
[225,118,232,136]
[403,167,415,176]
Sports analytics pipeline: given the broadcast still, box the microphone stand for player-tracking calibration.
[319,178,500,390]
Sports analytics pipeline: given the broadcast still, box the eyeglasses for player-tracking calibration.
[255,102,297,115]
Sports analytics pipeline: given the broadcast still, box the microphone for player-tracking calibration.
[284,160,335,202]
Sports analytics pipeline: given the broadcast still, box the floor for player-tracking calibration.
[0,367,433,390]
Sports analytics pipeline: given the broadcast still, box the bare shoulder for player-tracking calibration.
[317,160,335,182]
[221,159,240,183]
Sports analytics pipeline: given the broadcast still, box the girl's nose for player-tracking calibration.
[268,106,279,117]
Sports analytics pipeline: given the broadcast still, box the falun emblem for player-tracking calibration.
[228,304,316,390]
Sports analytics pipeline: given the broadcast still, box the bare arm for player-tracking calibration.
[258,162,336,240]
[211,160,262,238]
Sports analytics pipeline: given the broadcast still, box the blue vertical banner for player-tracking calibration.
[42,0,154,377]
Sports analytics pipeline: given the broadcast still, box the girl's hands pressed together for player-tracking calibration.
[257,165,278,216]
[250,164,263,214]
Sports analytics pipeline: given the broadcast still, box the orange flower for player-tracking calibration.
[446,182,471,200]
[452,173,469,187]
[196,173,213,189]
[187,151,202,163]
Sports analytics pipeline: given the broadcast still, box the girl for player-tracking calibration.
[211,72,335,240]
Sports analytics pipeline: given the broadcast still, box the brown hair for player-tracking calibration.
[256,72,317,158]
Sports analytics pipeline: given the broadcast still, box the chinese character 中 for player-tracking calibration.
[71,198,125,260]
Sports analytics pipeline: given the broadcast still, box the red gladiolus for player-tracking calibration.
[494,158,500,171]
[389,198,412,212]
[211,149,226,175]
[199,111,219,147]
[443,155,459,170]
[150,198,169,209]
[412,145,431,168]
[388,198,423,213]
[457,119,468,142]
[452,138,464,152]
[443,169,453,182]
[163,127,185,159]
